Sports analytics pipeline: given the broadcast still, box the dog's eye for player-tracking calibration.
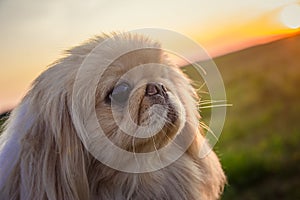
[109,82,132,104]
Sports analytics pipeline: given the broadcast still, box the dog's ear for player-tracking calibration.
[0,88,90,200]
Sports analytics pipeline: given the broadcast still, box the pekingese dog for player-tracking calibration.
[0,32,225,200]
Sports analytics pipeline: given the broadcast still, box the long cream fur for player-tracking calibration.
[0,33,225,200]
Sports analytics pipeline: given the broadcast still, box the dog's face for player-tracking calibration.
[95,49,189,153]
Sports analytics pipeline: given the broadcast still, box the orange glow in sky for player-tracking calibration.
[0,0,300,113]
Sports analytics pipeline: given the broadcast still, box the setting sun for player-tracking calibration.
[279,4,300,29]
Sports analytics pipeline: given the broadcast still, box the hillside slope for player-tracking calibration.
[211,34,300,199]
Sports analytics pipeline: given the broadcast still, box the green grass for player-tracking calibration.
[183,35,300,199]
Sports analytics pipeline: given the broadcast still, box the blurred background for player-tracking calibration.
[0,0,300,199]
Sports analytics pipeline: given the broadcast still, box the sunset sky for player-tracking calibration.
[0,0,300,113]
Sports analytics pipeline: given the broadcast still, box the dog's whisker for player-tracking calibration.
[151,135,163,169]
[132,130,140,170]
[193,81,207,92]
[199,121,219,140]
[198,81,206,90]
[198,104,233,109]
[190,79,205,86]
[197,90,209,95]
[197,99,228,105]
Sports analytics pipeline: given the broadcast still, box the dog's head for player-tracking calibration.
[64,33,202,166]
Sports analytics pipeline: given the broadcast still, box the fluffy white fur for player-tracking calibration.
[0,33,225,200]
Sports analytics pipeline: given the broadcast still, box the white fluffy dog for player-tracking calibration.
[0,33,225,200]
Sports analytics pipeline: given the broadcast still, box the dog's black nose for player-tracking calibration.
[146,82,167,96]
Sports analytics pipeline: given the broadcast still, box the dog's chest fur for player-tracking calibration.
[89,155,203,200]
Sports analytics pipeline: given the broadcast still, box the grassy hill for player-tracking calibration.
[1,34,300,199]
[188,34,300,199]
